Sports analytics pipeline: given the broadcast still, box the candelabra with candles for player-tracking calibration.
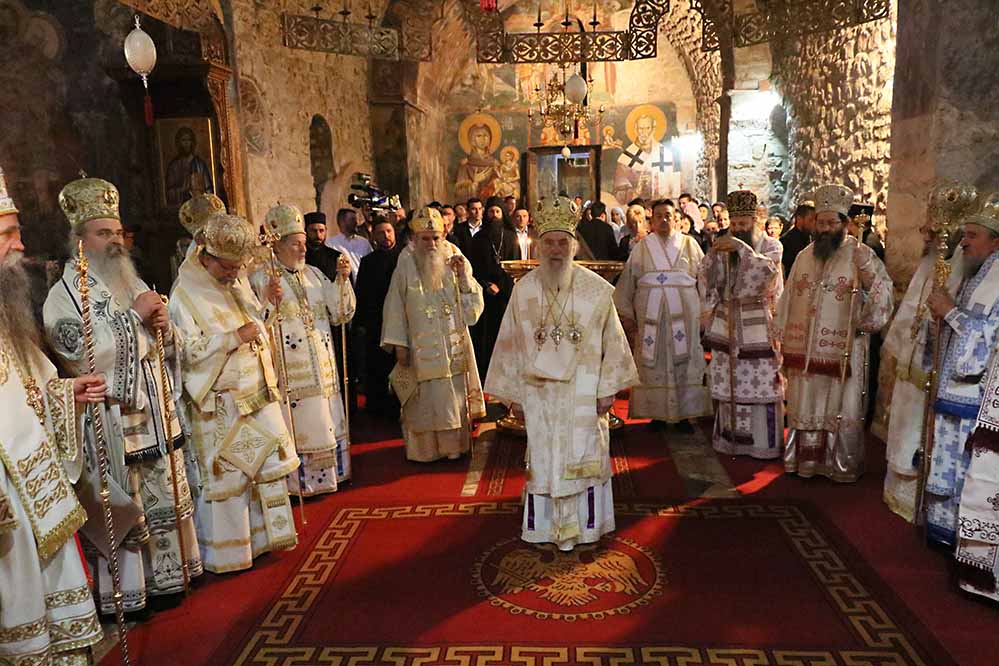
[528,64,604,140]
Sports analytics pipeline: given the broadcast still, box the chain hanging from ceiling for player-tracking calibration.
[692,0,891,52]
[282,1,443,61]
[468,0,669,64]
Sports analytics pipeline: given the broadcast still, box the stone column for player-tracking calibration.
[886,0,999,285]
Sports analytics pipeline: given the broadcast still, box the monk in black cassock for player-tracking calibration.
[466,196,517,381]
[305,211,344,282]
[355,215,402,417]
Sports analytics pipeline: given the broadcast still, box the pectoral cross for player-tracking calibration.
[424,305,436,321]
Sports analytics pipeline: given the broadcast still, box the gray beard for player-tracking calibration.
[414,247,447,291]
[813,229,845,261]
[0,253,43,369]
[89,244,142,305]
[539,255,573,291]
[962,253,986,278]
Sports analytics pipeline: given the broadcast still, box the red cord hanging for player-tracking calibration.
[144,93,154,127]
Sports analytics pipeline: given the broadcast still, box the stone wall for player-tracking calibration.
[727,43,788,212]
[660,0,723,202]
[228,0,385,223]
[887,0,999,286]
[770,1,897,214]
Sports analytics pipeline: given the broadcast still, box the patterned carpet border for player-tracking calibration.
[225,500,953,666]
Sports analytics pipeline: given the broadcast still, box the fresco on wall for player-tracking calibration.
[445,3,696,206]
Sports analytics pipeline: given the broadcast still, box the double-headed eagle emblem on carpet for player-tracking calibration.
[473,537,664,621]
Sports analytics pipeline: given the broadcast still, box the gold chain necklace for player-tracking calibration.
[534,273,582,350]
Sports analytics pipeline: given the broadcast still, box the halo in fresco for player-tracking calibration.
[624,104,668,144]
[458,112,502,155]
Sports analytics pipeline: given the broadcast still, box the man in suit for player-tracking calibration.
[466,198,517,380]
[577,200,619,260]
[305,211,345,282]
[451,198,484,256]
[511,206,538,260]
[355,215,402,417]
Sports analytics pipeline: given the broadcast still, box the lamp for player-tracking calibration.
[124,15,157,126]
[528,63,603,140]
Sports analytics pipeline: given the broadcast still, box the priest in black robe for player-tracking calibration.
[466,198,517,381]
[355,215,402,417]
[304,211,344,282]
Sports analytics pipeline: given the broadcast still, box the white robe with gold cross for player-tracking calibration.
[613,231,710,422]
[43,261,202,613]
[486,264,639,550]
[0,341,102,666]
[169,253,299,574]
[250,264,356,495]
[381,244,486,462]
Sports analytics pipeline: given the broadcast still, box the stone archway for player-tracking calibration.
[309,115,335,211]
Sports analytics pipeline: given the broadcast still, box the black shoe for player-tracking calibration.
[675,421,695,434]
[648,420,667,432]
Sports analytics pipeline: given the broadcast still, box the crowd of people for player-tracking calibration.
[2,163,998,665]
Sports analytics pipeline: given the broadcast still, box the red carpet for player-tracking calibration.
[103,408,995,666]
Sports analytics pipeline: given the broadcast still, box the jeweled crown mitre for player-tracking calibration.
[58,175,120,229]
[809,184,855,217]
[202,213,257,262]
[265,202,305,238]
[726,190,758,218]
[179,193,226,237]
[534,196,579,237]
[0,166,18,217]
[410,206,445,234]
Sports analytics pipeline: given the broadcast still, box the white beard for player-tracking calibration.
[415,247,447,291]
[538,255,573,291]
[284,258,306,272]
[89,244,142,305]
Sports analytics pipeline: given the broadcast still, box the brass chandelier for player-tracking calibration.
[528,63,604,139]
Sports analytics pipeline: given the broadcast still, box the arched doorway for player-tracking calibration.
[309,114,334,211]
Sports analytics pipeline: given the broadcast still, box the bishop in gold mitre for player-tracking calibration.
[381,206,486,462]
[43,174,204,613]
[485,196,638,551]
[1,165,104,665]
[168,212,300,573]
[249,203,356,494]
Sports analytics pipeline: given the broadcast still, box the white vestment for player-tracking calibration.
[250,264,356,494]
[486,264,638,550]
[169,253,299,573]
[776,237,894,483]
[381,244,486,462]
[613,232,709,422]
[880,253,947,521]
[0,341,102,665]
[44,261,202,613]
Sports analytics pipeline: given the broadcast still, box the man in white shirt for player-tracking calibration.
[326,207,373,282]
[512,206,536,260]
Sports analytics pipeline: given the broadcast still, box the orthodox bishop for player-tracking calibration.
[1,167,104,666]
[698,190,785,459]
[485,196,638,550]
[43,175,203,613]
[776,184,894,482]
[169,212,300,573]
[381,207,486,462]
[251,203,356,493]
